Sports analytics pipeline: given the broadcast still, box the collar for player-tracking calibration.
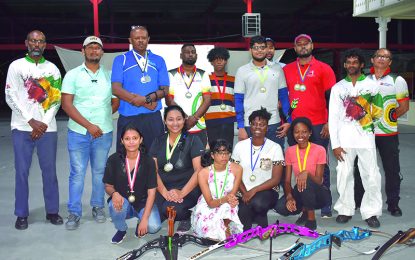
[345,74,366,82]
[81,62,101,73]
[131,49,150,58]
[370,66,391,77]
[250,59,271,68]
[296,56,315,66]
[25,53,45,64]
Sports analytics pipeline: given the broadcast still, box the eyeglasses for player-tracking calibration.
[28,39,46,44]
[374,55,391,60]
[251,45,267,51]
[131,25,147,31]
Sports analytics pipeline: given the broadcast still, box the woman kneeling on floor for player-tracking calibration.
[278,117,331,230]
[104,125,161,244]
[191,139,243,240]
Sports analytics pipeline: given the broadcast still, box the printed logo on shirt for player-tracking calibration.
[260,158,272,171]
[307,70,315,78]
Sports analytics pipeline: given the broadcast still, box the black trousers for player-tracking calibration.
[155,188,200,222]
[354,135,402,207]
[116,111,164,152]
[275,178,331,216]
[238,189,278,231]
[206,121,235,148]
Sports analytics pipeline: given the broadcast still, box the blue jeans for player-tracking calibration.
[67,130,113,217]
[109,199,161,233]
[245,122,285,150]
[12,130,59,217]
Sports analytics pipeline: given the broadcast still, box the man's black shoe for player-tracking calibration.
[365,216,380,228]
[15,217,28,230]
[46,214,64,225]
[387,206,402,217]
[335,215,352,224]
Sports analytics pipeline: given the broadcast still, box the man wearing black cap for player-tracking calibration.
[265,37,285,68]
[283,34,336,218]
[62,36,119,230]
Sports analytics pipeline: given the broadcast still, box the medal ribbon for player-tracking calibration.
[213,163,229,199]
[250,138,267,172]
[213,73,227,103]
[296,61,311,84]
[296,142,311,172]
[165,133,182,162]
[132,50,148,75]
[253,66,269,88]
[179,66,197,92]
[125,152,141,193]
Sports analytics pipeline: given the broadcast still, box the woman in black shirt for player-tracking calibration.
[150,105,203,233]
[104,125,161,244]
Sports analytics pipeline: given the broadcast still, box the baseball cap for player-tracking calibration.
[265,37,275,43]
[83,36,103,47]
[294,34,312,44]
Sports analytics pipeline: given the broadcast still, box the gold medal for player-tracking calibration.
[294,83,301,91]
[128,194,136,203]
[185,92,192,99]
[164,162,174,172]
[220,103,226,110]
[250,175,256,182]
[260,87,266,93]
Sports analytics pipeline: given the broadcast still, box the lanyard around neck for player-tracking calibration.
[213,163,229,199]
[165,133,182,162]
[132,51,148,74]
[250,138,266,172]
[125,152,141,192]
[253,66,269,86]
[179,66,197,91]
[213,73,227,101]
[296,142,311,172]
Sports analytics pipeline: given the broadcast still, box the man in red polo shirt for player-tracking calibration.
[283,34,336,218]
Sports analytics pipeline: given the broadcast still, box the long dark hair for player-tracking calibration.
[118,124,146,157]
[201,139,232,167]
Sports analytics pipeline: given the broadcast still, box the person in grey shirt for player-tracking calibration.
[234,36,290,149]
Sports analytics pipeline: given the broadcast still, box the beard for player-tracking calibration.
[252,56,266,62]
[297,52,312,58]
[183,59,197,66]
[85,57,101,64]
[28,47,44,57]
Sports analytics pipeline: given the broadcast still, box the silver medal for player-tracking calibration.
[260,87,266,93]
[141,76,147,83]
[164,162,174,172]
[144,75,151,83]
[185,92,192,99]
[250,175,256,182]
[220,103,226,110]
[128,194,136,203]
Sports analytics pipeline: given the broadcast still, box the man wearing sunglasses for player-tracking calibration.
[5,30,63,230]
[234,35,290,149]
[111,26,169,150]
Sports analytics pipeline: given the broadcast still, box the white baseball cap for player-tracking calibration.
[83,36,103,47]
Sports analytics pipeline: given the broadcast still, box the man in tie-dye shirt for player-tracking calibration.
[5,30,63,230]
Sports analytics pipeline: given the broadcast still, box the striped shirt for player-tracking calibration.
[205,73,236,125]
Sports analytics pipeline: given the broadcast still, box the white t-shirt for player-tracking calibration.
[232,138,284,191]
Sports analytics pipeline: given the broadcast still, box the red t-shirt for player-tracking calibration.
[283,56,336,125]
[285,143,326,177]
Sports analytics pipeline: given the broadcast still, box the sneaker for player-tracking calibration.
[305,220,317,230]
[111,230,127,244]
[177,219,191,233]
[92,207,106,223]
[365,216,380,228]
[65,214,81,230]
[321,211,333,218]
[295,213,307,226]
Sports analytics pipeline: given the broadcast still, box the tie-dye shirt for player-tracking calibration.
[329,74,383,149]
[5,55,62,131]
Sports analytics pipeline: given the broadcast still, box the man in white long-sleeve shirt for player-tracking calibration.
[329,48,383,228]
[5,30,63,230]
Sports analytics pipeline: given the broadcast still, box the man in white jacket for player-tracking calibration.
[329,48,383,228]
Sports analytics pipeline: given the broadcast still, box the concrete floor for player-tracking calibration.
[0,120,414,260]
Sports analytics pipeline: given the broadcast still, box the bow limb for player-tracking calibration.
[117,236,166,260]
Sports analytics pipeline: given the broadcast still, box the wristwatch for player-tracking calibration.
[145,94,152,104]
